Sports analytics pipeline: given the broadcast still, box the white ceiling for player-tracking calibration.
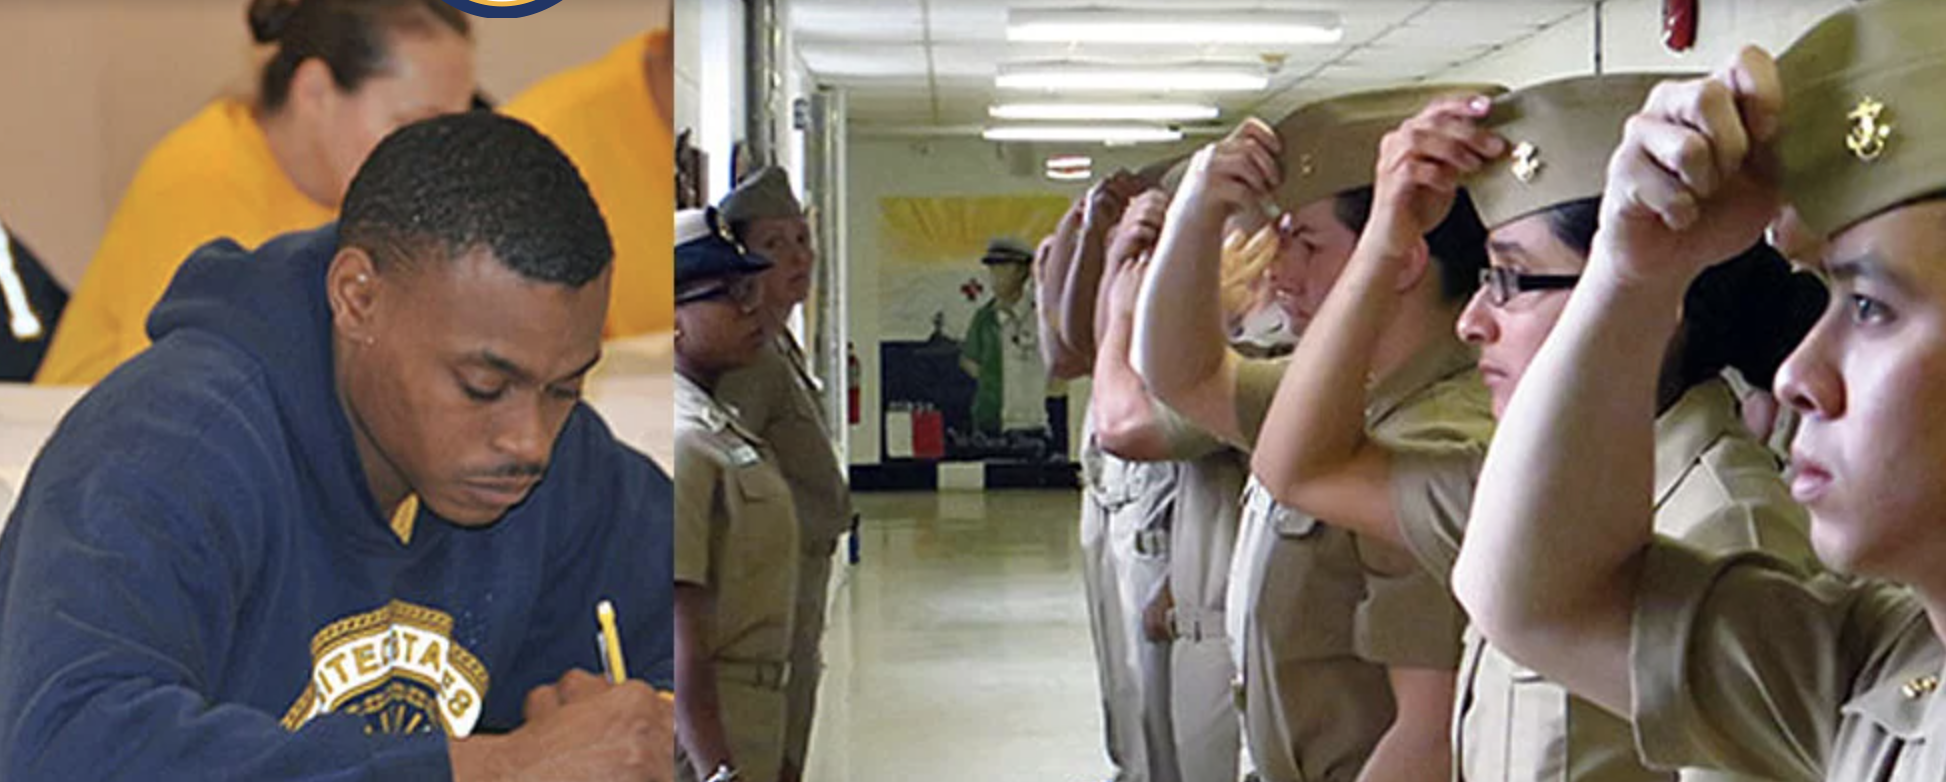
[789,0,1597,135]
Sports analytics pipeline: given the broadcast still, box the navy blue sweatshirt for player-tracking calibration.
[0,226,674,780]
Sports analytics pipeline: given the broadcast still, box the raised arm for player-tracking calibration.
[1063,171,1146,361]
[1038,205,1093,379]
[1252,96,1504,547]
[1452,48,1784,715]
[1092,191,1177,462]
[1134,120,1281,446]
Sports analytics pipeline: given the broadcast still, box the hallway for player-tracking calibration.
[808,489,1111,782]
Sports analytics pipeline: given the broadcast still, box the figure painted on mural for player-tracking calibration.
[960,238,1051,439]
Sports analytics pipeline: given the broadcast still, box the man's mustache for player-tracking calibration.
[473,461,547,480]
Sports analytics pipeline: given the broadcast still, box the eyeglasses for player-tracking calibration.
[1478,266,1579,307]
[677,274,763,311]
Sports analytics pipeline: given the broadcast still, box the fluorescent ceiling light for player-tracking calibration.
[997,63,1267,93]
[992,102,1220,122]
[1047,169,1094,181]
[1046,155,1094,169]
[1009,9,1343,46]
[984,125,1184,143]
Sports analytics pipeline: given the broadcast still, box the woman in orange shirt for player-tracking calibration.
[37,0,476,385]
[505,30,675,338]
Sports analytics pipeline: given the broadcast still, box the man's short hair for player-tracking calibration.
[340,112,613,287]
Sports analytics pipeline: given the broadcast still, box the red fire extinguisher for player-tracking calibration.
[846,341,861,426]
[1663,0,1697,52]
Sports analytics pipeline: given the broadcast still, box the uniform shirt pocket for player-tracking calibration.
[732,461,792,505]
[723,462,799,585]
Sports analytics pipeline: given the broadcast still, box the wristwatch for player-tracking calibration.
[705,764,741,782]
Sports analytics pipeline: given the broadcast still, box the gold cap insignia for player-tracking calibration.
[1846,96,1893,163]
[1902,674,1938,700]
[1511,141,1543,183]
[1297,152,1316,178]
[707,207,751,255]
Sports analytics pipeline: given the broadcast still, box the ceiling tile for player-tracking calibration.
[791,0,925,44]
[927,43,1002,79]
[790,0,1603,129]
[923,1,1007,44]
[798,42,930,78]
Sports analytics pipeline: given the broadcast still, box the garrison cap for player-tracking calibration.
[1467,73,1688,229]
[719,166,805,225]
[1274,83,1506,211]
[1777,0,1946,236]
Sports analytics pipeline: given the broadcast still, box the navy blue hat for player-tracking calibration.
[980,237,1034,266]
[676,207,772,296]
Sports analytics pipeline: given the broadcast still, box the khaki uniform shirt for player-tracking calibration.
[674,374,801,668]
[1153,404,1242,644]
[1391,379,1817,781]
[715,332,851,556]
[716,332,849,767]
[1721,367,1799,463]
[1221,357,1288,672]
[1632,547,1938,781]
[1356,337,1492,666]
[1223,339,1486,780]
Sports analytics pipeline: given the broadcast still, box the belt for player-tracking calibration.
[717,659,792,691]
[1090,487,1138,512]
[1170,609,1226,643]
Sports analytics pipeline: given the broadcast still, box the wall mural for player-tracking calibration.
[875,195,1073,467]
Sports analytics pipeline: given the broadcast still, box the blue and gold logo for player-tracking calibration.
[436,0,566,19]
[281,600,491,737]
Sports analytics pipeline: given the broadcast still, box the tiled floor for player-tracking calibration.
[806,489,1113,782]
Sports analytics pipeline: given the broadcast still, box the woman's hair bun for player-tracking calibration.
[248,0,304,45]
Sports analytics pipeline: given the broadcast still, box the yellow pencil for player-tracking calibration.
[597,599,628,684]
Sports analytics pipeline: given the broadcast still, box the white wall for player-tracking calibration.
[778,0,822,372]
[842,135,1200,465]
[672,0,806,205]
[674,0,702,135]
[696,0,747,203]
[779,0,812,181]
[1440,0,1851,86]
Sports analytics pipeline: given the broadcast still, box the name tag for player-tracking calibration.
[727,443,761,467]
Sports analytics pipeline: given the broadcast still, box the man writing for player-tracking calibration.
[0,113,672,781]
